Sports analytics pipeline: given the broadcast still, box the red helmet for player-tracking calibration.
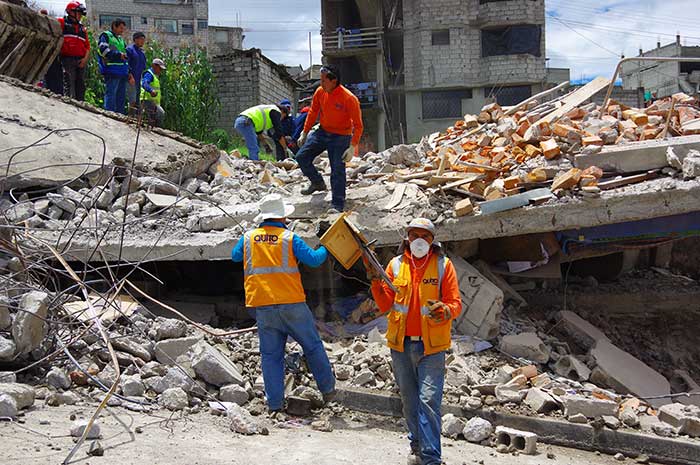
[66,1,87,15]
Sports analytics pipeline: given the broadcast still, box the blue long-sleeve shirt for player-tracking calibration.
[141,68,157,94]
[232,221,327,267]
[98,32,128,77]
[126,44,146,84]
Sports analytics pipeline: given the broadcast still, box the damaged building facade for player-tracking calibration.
[321,0,547,149]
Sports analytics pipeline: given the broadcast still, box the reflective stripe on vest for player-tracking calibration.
[392,254,445,315]
[243,229,298,276]
[140,69,161,105]
[241,105,277,133]
[101,30,127,67]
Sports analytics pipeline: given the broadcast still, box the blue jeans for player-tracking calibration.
[255,302,335,411]
[391,340,446,465]
[295,128,351,210]
[234,115,260,161]
[104,75,127,114]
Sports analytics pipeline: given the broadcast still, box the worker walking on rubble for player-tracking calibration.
[231,194,336,413]
[296,64,364,214]
[367,218,462,465]
[234,104,292,161]
[140,58,166,127]
[58,1,89,101]
[98,19,129,114]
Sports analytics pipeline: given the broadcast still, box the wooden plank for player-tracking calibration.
[395,170,435,182]
[597,171,659,191]
[524,77,611,140]
[432,174,484,193]
[383,183,407,210]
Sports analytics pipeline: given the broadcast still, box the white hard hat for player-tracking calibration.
[152,58,166,69]
[255,194,295,222]
[406,218,435,235]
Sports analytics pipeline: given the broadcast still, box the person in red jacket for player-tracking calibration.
[57,2,90,101]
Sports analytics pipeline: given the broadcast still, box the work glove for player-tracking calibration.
[343,145,357,162]
[315,220,331,239]
[361,255,382,282]
[297,131,308,148]
[427,300,452,323]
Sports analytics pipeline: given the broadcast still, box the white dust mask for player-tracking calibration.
[410,238,430,258]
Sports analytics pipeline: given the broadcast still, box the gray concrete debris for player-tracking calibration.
[11,291,50,355]
[0,394,18,418]
[0,296,11,330]
[70,420,101,439]
[495,426,537,455]
[657,403,700,437]
[449,254,504,340]
[120,375,145,397]
[556,311,609,350]
[0,372,16,383]
[5,202,33,223]
[499,332,550,363]
[154,335,202,365]
[553,355,591,381]
[351,369,375,386]
[385,144,422,167]
[159,387,189,411]
[88,440,105,457]
[138,176,179,196]
[190,342,245,387]
[495,382,525,404]
[463,416,493,443]
[590,339,671,408]
[441,413,465,439]
[150,367,194,394]
[286,396,312,417]
[154,318,188,341]
[682,149,700,179]
[620,407,640,427]
[334,364,354,381]
[46,390,81,406]
[603,415,621,430]
[524,388,560,413]
[111,335,152,362]
[0,383,35,409]
[227,402,260,434]
[46,367,71,390]
[562,394,618,419]
[567,413,588,424]
[291,386,324,409]
[0,336,16,361]
[219,384,249,405]
[651,421,675,437]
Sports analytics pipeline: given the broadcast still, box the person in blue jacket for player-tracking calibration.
[98,19,129,114]
[126,32,147,116]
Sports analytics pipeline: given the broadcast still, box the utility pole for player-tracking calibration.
[308,31,312,69]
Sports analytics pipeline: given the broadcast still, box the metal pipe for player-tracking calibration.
[602,56,700,110]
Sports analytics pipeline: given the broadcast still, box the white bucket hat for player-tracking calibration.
[255,193,295,222]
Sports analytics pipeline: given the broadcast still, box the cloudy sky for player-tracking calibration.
[39,0,700,80]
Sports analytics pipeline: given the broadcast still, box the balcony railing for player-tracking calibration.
[322,27,383,52]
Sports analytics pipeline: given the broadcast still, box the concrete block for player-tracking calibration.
[499,332,550,363]
[524,388,560,413]
[562,394,618,419]
[190,342,245,387]
[590,339,671,408]
[449,254,504,340]
[154,336,203,365]
[554,355,591,381]
[556,311,609,349]
[658,403,700,437]
[11,291,50,355]
[495,426,537,455]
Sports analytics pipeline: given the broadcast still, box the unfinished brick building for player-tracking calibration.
[321,0,547,149]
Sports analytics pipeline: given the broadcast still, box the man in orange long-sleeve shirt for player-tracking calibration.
[368,218,461,465]
[296,65,363,213]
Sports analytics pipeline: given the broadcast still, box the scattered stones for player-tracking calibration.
[11,291,50,355]
[0,336,16,361]
[120,376,145,398]
[524,388,559,413]
[567,413,588,424]
[657,403,700,437]
[70,420,101,439]
[154,336,202,365]
[351,369,375,386]
[620,407,640,427]
[160,387,189,411]
[603,415,621,430]
[0,372,16,383]
[441,413,465,439]
[553,355,591,381]
[154,318,188,341]
[0,383,35,409]
[228,403,260,434]
[286,396,312,417]
[462,416,493,443]
[46,367,71,390]
[311,419,334,432]
[499,332,550,363]
[614,452,626,461]
[46,390,81,406]
[87,440,104,457]
[219,384,249,405]
[0,394,18,418]
[190,342,244,387]
[334,364,354,381]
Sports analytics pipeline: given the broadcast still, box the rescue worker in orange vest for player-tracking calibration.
[231,194,336,413]
[367,218,462,465]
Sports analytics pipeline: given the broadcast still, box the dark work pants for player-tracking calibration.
[61,56,86,101]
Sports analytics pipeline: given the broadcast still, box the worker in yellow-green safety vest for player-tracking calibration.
[234,104,292,161]
[140,58,166,127]
[97,19,129,114]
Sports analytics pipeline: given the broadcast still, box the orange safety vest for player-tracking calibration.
[242,226,306,307]
[385,253,452,355]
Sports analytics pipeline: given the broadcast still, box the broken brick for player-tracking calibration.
[524,144,542,158]
[551,168,582,191]
[582,135,604,147]
[581,166,603,179]
[454,198,474,217]
[503,175,520,190]
[463,114,479,129]
[526,168,547,183]
[539,138,560,159]
[622,110,648,126]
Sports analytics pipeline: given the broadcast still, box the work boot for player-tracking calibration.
[406,451,422,465]
[322,389,337,405]
[301,181,327,195]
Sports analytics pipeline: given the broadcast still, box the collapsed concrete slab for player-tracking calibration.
[590,339,671,408]
[0,76,219,190]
